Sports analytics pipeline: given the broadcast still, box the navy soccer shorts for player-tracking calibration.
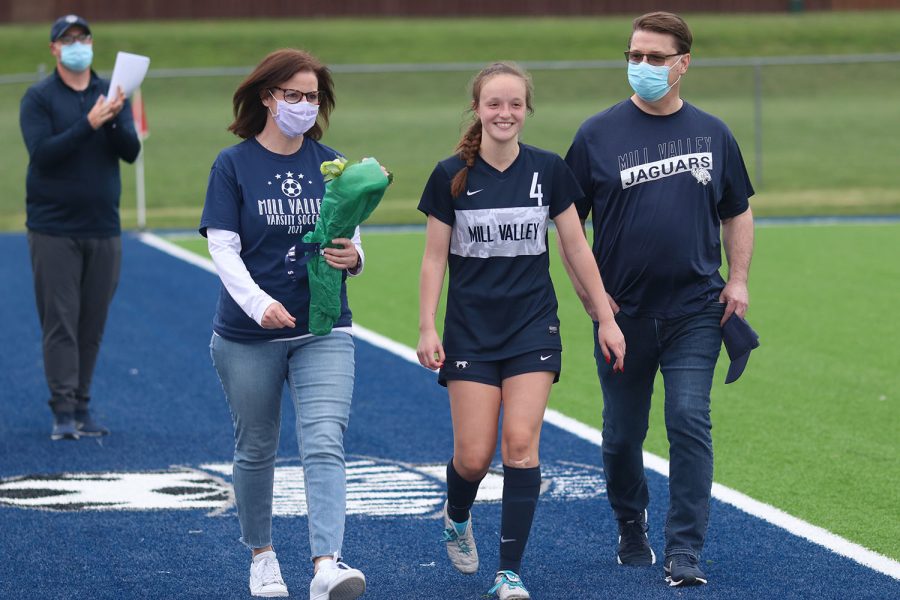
[438,349,561,388]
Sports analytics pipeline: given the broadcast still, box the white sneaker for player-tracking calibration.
[488,570,530,599]
[441,500,478,574]
[309,555,366,600]
[249,551,289,598]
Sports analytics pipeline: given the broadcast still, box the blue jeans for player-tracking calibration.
[210,331,355,559]
[593,302,724,559]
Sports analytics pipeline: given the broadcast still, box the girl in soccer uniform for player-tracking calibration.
[417,62,626,599]
[200,49,371,600]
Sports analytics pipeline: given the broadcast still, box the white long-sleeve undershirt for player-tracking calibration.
[206,227,365,326]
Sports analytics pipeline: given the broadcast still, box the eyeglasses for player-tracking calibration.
[624,51,681,67]
[57,33,92,46]
[270,87,321,105]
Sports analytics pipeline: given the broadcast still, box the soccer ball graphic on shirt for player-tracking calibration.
[281,178,302,197]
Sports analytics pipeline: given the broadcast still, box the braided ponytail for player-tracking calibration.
[450,122,482,198]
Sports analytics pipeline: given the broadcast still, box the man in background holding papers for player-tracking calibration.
[19,14,141,440]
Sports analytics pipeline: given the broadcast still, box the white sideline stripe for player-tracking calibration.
[139,231,900,582]
[353,323,420,363]
[138,232,218,275]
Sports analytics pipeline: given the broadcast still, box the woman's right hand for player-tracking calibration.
[416,329,445,370]
[261,301,296,329]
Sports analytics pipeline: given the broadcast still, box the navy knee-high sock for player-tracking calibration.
[499,464,541,574]
[446,458,482,523]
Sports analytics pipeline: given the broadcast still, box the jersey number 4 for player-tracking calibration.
[529,172,543,206]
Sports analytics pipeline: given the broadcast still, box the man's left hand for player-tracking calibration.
[719,279,749,325]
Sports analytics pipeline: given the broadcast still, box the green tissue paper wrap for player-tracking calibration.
[302,157,390,335]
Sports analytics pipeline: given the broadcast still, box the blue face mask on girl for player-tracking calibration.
[627,55,683,102]
[60,42,93,73]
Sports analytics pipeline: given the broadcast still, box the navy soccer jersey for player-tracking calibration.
[200,137,351,341]
[566,99,754,319]
[418,143,583,361]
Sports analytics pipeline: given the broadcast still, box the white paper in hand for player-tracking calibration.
[107,52,150,98]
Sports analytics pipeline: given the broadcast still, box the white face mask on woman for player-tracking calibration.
[268,91,319,138]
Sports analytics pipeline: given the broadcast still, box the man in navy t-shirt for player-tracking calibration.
[563,11,755,587]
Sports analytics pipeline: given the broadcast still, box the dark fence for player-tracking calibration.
[3,0,900,23]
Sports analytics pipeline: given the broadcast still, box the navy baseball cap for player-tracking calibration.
[50,15,91,42]
[722,314,760,384]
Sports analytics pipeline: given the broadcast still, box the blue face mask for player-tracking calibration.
[60,42,93,72]
[627,56,682,102]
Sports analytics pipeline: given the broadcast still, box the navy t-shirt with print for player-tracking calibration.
[566,99,754,319]
[200,137,351,341]
[418,143,583,361]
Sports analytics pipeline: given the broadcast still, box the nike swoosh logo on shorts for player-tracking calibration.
[540,355,552,361]
[500,536,517,543]
[466,189,483,196]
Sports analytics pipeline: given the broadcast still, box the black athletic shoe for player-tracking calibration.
[664,554,708,587]
[74,409,109,437]
[617,509,656,566]
[51,413,80,441]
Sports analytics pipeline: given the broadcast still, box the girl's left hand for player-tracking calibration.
[323,238,360,270]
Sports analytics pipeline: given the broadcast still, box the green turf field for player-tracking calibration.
[177,222,900,561]
[1,13,900,230]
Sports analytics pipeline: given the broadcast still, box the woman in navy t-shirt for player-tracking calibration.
[417,62,626,599]
[200,49,367,600]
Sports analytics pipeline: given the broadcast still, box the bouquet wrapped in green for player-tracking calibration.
[287,157,391,335]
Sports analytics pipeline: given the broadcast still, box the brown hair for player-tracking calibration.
[228,48,335,140]
[629,11,693,55]
[450,61,534,198]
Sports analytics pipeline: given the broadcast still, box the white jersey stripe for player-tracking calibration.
[450,205,549,258]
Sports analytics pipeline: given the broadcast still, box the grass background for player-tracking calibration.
[176,222,900,561]
[1,13,900,229]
